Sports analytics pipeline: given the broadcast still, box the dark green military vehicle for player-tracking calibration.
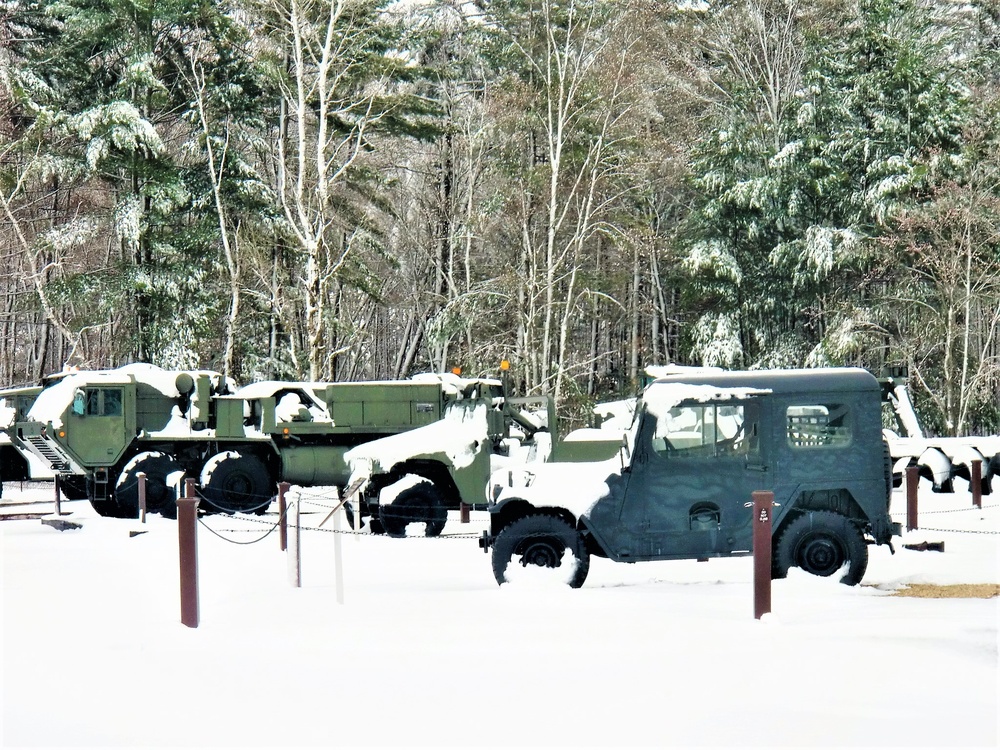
[481,367,900,587]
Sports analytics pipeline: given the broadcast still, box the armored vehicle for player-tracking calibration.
[480,367,899,587]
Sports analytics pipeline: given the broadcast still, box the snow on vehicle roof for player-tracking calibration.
[344,401,488,487]
[642,382,772,416]
[233,381,330,401]
[643,363,724,379]
[25,364,229,428]
[408,372,501,396]
[27,372,133,429]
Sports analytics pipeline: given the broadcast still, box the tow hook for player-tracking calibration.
[479,530,493,553]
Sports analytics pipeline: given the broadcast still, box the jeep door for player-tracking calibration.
[619,399,769,559]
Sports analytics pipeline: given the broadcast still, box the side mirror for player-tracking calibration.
[71,389,86,416]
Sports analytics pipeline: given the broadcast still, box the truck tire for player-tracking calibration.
[491,514,590,588]
[774,511,868,585]
[115,451,182,519]
[379,481,448,537]
[200,451,273,515]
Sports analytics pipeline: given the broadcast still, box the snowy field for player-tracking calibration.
[2,478,998,749]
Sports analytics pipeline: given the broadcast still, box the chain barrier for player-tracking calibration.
[889,500,1000,533]
[201,500,483,542]
[905,526,1000,536]
[891,502,1000,516]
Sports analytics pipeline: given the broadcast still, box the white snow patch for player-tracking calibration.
[0,478,997,748]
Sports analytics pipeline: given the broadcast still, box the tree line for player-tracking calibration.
[2,0,998,434]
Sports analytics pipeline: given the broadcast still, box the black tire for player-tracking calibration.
[200,451,274,514]
[774,511,868,585]
[379,481,448,537]
[491,514,590,588]
[115,451,182,519]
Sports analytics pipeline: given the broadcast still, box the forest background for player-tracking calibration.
[1,0,998,435]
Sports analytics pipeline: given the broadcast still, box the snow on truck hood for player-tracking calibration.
[344,401,489,489]
[493,381,771,519]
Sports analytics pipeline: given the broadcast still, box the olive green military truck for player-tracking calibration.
[480,367,900,587]
[9,364,555,534]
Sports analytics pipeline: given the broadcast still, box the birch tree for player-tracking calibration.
[259,0,432,380]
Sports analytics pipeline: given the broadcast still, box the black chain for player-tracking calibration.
[908,527,1000,536]
[891,503,999,516]
[202,503,482,540]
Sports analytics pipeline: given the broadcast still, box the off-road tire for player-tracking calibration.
[200,452,274,515]
[491,514,590,588]
[379,482,447,537]
[774,510,868,585]
[114,451,182,519]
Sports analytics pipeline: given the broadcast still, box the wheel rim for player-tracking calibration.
[518,538,564,568]
[796,534,844,577]
[223,473,253,500]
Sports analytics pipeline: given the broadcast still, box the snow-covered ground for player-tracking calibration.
[2,478,997,748]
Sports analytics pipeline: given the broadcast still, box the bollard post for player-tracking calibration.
[460,501,470,524]
[278,482,289,551]
[971,460,982,509]
[177,478,200,628]
[54,474,62,516]
[333,501,344,605]
[137,472,147,524]
[752,490,774,620]
[286,496,301,588]
[906,465,919,532]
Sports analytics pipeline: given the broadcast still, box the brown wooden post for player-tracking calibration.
[177,477,200,628]
[906,465,919,532]
[278,482,289,551]
[54,474,62,516]
[752,491,774,620]
[137,472,147,524]
[460,501,470,524]
[971,460,982,509]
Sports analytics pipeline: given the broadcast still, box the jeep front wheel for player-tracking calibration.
[774,511,868,585]
[491,514,590,588]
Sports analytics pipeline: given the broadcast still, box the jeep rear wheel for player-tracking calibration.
[491,514,590,588]
[774,511,868,585]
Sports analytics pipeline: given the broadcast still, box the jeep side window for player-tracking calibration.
[651,404,755,458]
[787,403,851,448]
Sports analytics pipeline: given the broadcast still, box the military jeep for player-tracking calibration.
[480,367,899,587]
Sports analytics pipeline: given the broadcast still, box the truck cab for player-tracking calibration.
[483,368,899,588]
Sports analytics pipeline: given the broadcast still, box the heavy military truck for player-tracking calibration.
[10,364,554,532]
[480,367,900,588]
[1,385,46,497]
